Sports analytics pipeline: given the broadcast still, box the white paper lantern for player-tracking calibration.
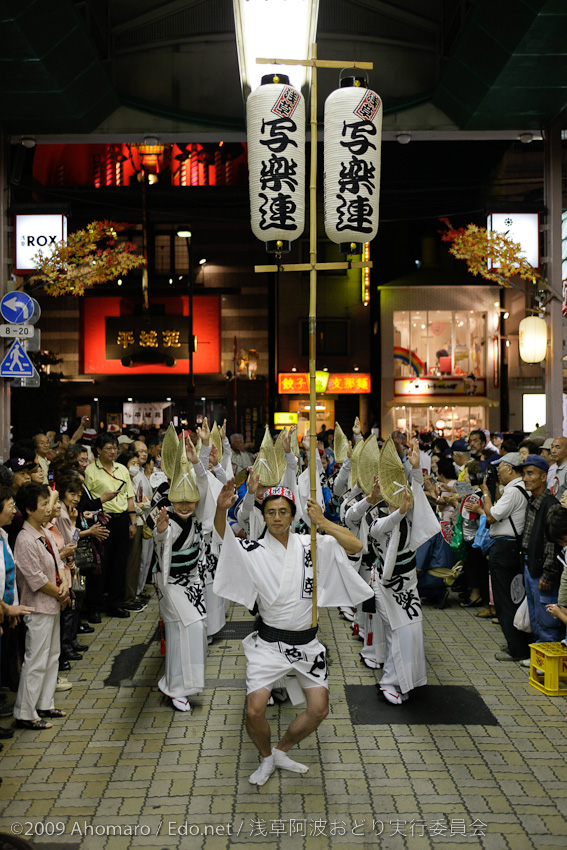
[324,79,382,253]
[519,315,547,363]
[247,76,305,252]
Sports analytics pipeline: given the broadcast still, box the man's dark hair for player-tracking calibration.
[15,482,50,517]
[501,439,518,454]
[9,442,36,463]
[545,504,567,545]
[437,457,457,480]
[0,485,14,512]
[469,429,487,446]
[93,433,118,455]
[261,494,297,518]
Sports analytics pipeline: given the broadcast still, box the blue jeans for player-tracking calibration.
[523,563,563,643]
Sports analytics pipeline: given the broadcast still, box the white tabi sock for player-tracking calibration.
[272,747,309,774]
[171,697,191,712]
[380,688,402,705]
[249,755,275,786]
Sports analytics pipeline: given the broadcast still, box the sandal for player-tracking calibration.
[37,709,67,718]
[460,597,483,608]
[16,718,53,730]
[474,607,496,618]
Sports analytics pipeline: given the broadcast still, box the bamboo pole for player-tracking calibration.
[309,43,318,629]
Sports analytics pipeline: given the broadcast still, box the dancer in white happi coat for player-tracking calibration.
[368,437,440,705]
[213,481,372,786]
[153,425,213,713]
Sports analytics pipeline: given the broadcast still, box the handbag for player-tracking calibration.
[74,535,95,573]
[142,522,153,540]
[513,596,532,632]
[450,514,467,562]
[472,515,495,556]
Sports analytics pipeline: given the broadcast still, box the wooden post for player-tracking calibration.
[308,43,318,628]
[253,52,374,629]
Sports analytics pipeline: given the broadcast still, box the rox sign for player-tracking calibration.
[15,214,67,273]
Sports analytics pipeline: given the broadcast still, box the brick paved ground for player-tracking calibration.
[0,594,565,850]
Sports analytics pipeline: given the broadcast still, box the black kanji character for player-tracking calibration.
[308,651,328,680]
[335,195,373,233]
[260,154,298,192]
[258,193,297,231]
[340,119,377,155]
[338,156,376,195]
[260,118,298,153]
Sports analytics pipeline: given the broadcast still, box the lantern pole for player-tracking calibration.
[308,43,318,628]
[252,53,374,629]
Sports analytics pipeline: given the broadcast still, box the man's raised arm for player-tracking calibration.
[306,498,363,555]
[214,479,237,539]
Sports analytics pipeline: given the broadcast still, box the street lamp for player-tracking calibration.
[177,229,195,426]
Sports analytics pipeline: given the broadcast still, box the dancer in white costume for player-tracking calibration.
[153,425,212,712]
[367,438,440,705]
[213,482,371,786]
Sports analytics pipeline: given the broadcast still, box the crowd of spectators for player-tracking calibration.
[0,417,566,742]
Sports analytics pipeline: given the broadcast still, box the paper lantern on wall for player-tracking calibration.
[324,76,382,254]
[519,315,547,363]
[247,74,305,253]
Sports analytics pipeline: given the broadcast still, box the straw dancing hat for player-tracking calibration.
[274,430,288,481]
[161,423,180,481]
[357,434,381,496]
[333,421,349,464]
[252,426,280,486]
[377,436,413,509]
[169,435,200,503]
[349,436,365,490]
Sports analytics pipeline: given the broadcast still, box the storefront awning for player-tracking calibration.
[387,397,499,408]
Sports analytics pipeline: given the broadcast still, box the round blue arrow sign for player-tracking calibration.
[0,292,34,324]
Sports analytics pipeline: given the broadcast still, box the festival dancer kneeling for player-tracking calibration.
[153,425,211,713]
[213,481,372,786]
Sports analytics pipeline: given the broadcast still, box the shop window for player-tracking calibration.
[300,319,349,356]
[154,235,171,274]
[393,310,485,378]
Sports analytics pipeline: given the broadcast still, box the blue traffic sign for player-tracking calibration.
[0,292,34,324]
[0,339,34,378]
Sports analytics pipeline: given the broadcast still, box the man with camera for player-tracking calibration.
[480,453,532,662]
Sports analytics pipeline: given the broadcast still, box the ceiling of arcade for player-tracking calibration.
[2,0,566,141]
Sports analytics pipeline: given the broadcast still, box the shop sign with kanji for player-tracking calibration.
[106,316,188,359]
[278,372,371,394]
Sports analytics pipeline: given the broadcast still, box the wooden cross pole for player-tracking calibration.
[253,47,373,628]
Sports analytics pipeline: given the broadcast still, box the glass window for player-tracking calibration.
[393,310,486,378]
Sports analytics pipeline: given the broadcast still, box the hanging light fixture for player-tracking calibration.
[323,72,382,254]
[233,0,319,101]
[519,315,547,363]
[247,73,306,253]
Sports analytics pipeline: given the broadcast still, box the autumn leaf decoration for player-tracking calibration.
[27,221,146,297]
[439,218,540,289]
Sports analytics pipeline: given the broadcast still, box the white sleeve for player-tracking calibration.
[213,530,258,609]
[333,459,351,497]
[344,497,370,530]
[221,439,232,473]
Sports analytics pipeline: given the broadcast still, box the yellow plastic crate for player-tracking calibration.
[528,642,567,696]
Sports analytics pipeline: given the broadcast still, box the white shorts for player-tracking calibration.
[243,632,329,700]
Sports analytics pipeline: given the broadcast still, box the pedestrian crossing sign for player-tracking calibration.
[0,339,34,378]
